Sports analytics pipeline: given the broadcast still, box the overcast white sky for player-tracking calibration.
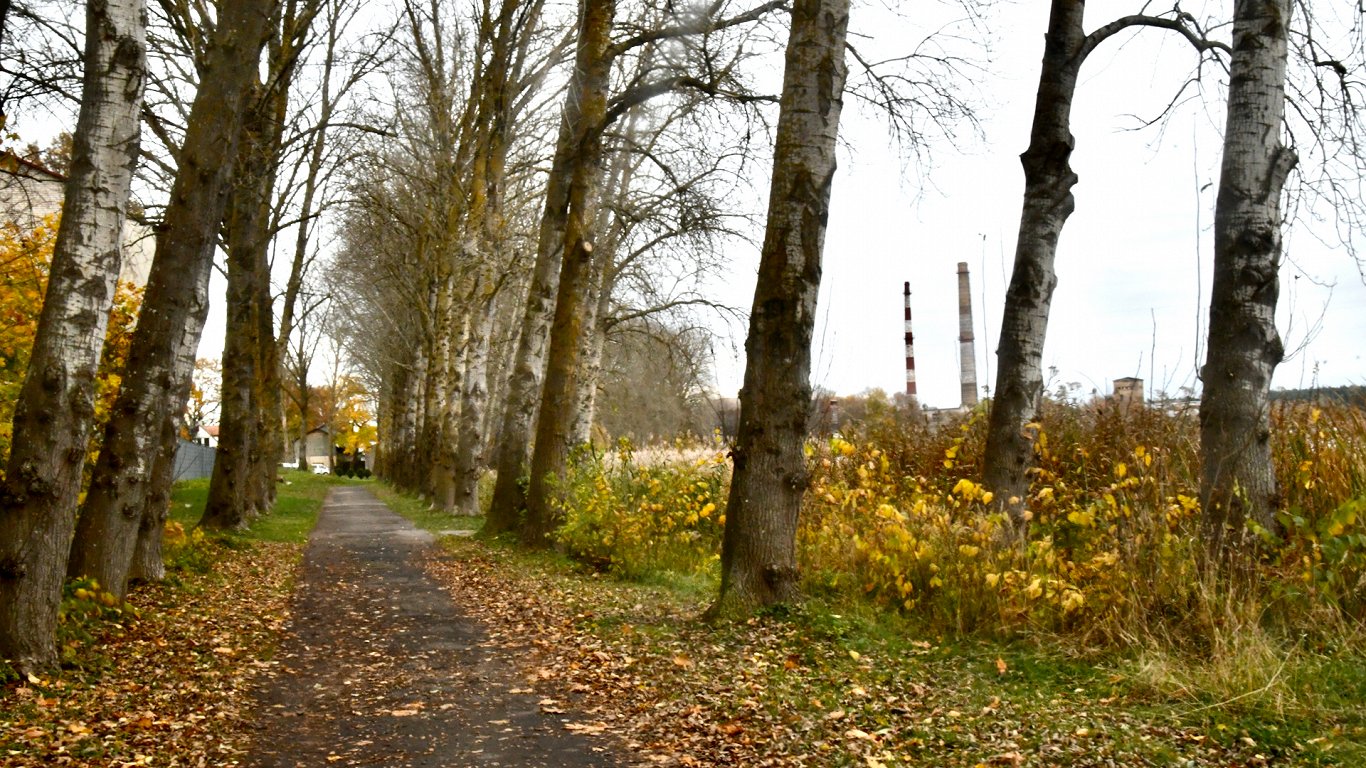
[706,0,1366,408]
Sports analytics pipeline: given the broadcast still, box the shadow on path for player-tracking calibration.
[244,485,622,767]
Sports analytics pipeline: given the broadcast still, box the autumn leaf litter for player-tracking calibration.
[424,539,1300,767]
[0,525,1337,767]
[0,540,297,767]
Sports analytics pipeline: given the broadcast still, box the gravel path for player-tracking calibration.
[244,485,623,767]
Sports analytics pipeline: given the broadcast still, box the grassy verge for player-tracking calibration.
[0,474,333,766]
[168,468,333,543]
[369,481,483,534]
[416,531,1366,767]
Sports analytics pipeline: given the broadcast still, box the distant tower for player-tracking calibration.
[903,281,917,402]
[1113,377,1144,414]
[957,262,979,408]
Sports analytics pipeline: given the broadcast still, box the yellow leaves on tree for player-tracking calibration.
[330,375,376,457]
[0,214,143,467]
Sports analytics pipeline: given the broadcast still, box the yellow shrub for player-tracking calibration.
[554,437,729,579]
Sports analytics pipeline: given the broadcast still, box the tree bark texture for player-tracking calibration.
[435,310,471,511]
[521,0,617,547]
[393,348,428,492]
[568,101,649,446]
[206,2,308,526]
[0,0,146,671]
[483,67,588,535]
[452,287,496,516]
[569,259,609,446]
[1199,0,1293,566]
[252,255,285,507]
[711,0,849,615]
[448,0,531,518]
[71,0,276,574]
[128,411,179,584]
[981,0,1086,527]
[202,215,262,529]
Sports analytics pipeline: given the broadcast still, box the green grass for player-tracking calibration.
[369,482,484,534]
[169,469,334,544]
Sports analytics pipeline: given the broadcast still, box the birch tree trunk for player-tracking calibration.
[397,348,428,491]
[0,0,146,671]
[436,310,471,510]
[448,0,535,517]
[569,266,609,446]
[422,274,456,503]
[1199,0,1293,568]
[72,0,276,568]
[710,0,849,615]
[569,106,644,446]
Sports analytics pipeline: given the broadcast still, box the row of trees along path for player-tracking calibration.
[1,0,1351,680]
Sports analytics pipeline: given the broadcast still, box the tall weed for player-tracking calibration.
[551,399,1366,649]
[554,437,728,579]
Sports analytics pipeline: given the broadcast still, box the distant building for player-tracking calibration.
[291,425,335,468]
[191,424,219,448]
[1113,377,1144,414]
[0,150,155,287]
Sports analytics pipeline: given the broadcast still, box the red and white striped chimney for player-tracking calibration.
[903,281,917,401]
[957,262,978,408]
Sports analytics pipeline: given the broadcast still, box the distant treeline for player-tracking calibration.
[1271,385,1366,407]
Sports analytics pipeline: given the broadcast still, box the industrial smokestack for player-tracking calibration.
[957,262,978,408]
[903,281,917,402]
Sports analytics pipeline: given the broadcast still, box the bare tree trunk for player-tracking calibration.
[452,286,496,516]
[0,0,146,670]
[206,0,311,525]
[483,105,578,535]
[422,274,456,503]
[398,348,428,491]
[980,1,1085,526]
[447,0,533,517]
[202,220,262,529]
[980,5,1229,528]
[569,268,609,446]
[710,0,849,616]
[569,108,645,446]
[521,0,616,547]
[128,411,179,584]
[1199,0,1294,568]
[290,321,316,470]
[252,237,285,506]
[256,352,284,500]
[435,309,471,510]
[204,86,274,529]
[72,0,276,562]
[375,384,392,478]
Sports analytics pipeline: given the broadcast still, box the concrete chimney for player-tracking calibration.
[903,281,917,402]
[957,262,978,408]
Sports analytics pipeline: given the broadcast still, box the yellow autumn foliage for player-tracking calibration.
[0,215,143,473]
[552,392,1366,644]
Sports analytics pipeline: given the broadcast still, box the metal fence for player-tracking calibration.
[173,439,216,481]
